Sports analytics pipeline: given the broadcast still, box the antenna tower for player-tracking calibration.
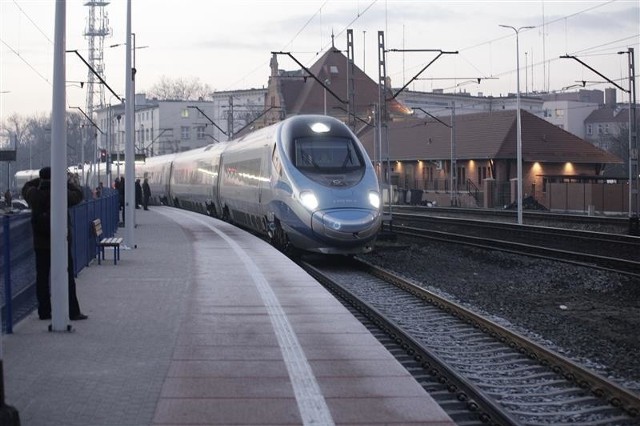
[84,1,112,144]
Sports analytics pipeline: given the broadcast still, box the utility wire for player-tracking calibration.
[391,0,628,86]
[12,0,53,45]
[280,1,329,52]
[227,1,377,90]
[1,1,54,88]
[0,38,51,85]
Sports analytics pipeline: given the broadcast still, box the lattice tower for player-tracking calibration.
[84,1,112,147]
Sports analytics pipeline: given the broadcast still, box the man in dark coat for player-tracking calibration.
[116,176,125,224]
[142,178,151,210]
[135,178,142,209]
[22,167,88,321]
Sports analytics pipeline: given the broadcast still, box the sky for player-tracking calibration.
[0,0,639,121]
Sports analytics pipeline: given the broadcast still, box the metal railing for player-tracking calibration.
[0,190,120,333]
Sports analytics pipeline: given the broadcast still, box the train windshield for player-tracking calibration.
[293,137,364,172]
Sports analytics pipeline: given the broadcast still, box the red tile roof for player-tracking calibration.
[269,48,621,167]
[279,49,410,119]
[357,109,622,164]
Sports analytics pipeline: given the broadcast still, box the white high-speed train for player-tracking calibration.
[14,163,108,192]
[139,115,382,255]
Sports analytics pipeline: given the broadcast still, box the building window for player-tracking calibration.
[604,124,609,135]
[598,124,603,135]
[555,109,565,117]
[478,166,488,184]
[181,126,190,140]
[587,124,592,135]
[181,109,190,118]
[196,126,205,140]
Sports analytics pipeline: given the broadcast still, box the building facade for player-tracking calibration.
[95,89,267,159]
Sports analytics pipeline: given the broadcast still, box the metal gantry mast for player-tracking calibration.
[346,29,356,131]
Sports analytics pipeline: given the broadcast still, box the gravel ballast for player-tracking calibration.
[359,236,640,395]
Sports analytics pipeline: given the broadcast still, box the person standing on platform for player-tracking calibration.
[21,167,88,321]
[95,181,104,198]
[135,178,142,209]
[116,177,125,224]
[142,178,151,211]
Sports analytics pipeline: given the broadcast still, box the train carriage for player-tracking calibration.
[17,115,382,255]
[144,115,381,254]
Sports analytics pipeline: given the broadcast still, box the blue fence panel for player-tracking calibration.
[1,191,120,333]
[0,214,37,332]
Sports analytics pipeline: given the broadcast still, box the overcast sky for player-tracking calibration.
[1,0,638,119]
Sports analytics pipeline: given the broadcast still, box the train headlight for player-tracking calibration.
[300,191,319,210]
[369,191,380,209]
[310,122,330,133]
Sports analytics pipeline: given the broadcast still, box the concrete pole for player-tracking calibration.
[515,31,524,225]
[51,0,71,331]
[124,0,136,249]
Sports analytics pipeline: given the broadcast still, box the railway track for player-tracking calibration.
[300,256,640,426]
[390,212,640,276]
[391,206,632,235]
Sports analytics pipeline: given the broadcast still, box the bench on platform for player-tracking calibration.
[92,219,123,265]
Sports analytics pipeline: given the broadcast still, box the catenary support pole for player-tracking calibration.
[124,0,136,249]
[51,0,71,332]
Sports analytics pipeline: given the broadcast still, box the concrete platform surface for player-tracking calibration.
[3,207,454,425]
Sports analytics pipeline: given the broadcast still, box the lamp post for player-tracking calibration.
[500,24,534,225]
[323,79,331,115]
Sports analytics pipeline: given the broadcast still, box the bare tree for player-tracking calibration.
[147,76,212,101]
[1,112,86,183]
[606,125,631,177]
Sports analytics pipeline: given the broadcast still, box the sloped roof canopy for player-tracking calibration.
[279,48,409,119]
[357,109,622,164]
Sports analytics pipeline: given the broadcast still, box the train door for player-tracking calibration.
[210,152,223,218]
[258,144,272,210]
[167,162,177,207]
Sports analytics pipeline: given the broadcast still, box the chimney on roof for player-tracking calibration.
[270,53,279,77]
[605,88,616,108]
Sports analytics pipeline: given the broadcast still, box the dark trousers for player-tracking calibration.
[35,246,81,318]
[143,195,149,210]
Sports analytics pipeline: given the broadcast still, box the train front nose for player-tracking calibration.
[311,209,380,241]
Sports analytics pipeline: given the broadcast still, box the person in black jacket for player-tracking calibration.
[135,178,142,209]
[22,167,88,321]
[142,178,151,210]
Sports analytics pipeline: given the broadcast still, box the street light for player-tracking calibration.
[323,79,331,115]
[500,24,534,225]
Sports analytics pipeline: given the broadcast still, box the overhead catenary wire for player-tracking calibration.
[389,0,633,93]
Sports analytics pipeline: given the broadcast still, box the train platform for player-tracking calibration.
[2,207,454,426]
